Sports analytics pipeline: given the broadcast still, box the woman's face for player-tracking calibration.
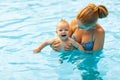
[77,19,97,30]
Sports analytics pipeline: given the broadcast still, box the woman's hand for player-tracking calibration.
[64,43,74,50]
[51,40,61,51]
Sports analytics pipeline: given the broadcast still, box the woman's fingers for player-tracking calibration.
[51,40,61,51]
[53,47,59,51]
[64,44,73,50]
[52,41,60,45]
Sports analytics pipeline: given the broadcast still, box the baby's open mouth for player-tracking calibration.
[61,34,66,37]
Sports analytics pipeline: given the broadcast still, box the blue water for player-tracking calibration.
[0,0,120,80]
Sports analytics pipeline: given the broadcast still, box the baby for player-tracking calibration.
[33,19,83,53]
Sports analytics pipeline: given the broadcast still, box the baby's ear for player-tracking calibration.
[56,30,57,34]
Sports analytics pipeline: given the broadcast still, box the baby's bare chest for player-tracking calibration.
[59,41,75,50]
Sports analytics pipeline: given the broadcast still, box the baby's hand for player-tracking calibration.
[33,48,40,53]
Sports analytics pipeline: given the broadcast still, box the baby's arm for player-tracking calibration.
[70,38,84,51]
[33,38,55,53]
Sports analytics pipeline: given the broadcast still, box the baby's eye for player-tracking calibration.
[59,30,62,31]
[65,29,68,31]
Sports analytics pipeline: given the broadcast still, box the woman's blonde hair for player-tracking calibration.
[76,3,108,24]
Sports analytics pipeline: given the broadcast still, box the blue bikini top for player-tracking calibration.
[81,40,94,51]
[72,30,94,51]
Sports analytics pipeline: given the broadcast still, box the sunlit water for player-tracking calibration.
[0,0,120,80]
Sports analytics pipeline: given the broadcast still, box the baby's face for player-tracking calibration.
[56,23,69,41]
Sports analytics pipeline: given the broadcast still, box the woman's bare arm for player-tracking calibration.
[93,25,105,50]
[69,18,78,37]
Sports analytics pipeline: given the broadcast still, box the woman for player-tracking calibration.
[53,3,108,51]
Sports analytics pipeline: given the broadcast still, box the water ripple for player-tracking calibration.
[0,0,119,80]
[0,33,31,39]
[0,16,31,28]
[9,62,39,65]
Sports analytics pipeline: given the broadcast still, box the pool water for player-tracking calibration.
[0,0,120,80]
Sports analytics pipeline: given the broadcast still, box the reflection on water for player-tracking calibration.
[58,50,103,80]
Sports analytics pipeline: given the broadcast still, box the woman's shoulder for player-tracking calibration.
[95,23,105,36]
[70,18,78,31]
[70,18,77,26]
[70,18,76,22]
[95,23,105,33]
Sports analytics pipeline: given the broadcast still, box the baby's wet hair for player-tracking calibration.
[59,19,68,23]
[57,19,69,26]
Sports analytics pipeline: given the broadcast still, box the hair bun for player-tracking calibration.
[98,5,108,18]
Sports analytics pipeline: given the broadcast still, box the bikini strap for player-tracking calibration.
[91,29,94,41]
[72,34,78,42]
